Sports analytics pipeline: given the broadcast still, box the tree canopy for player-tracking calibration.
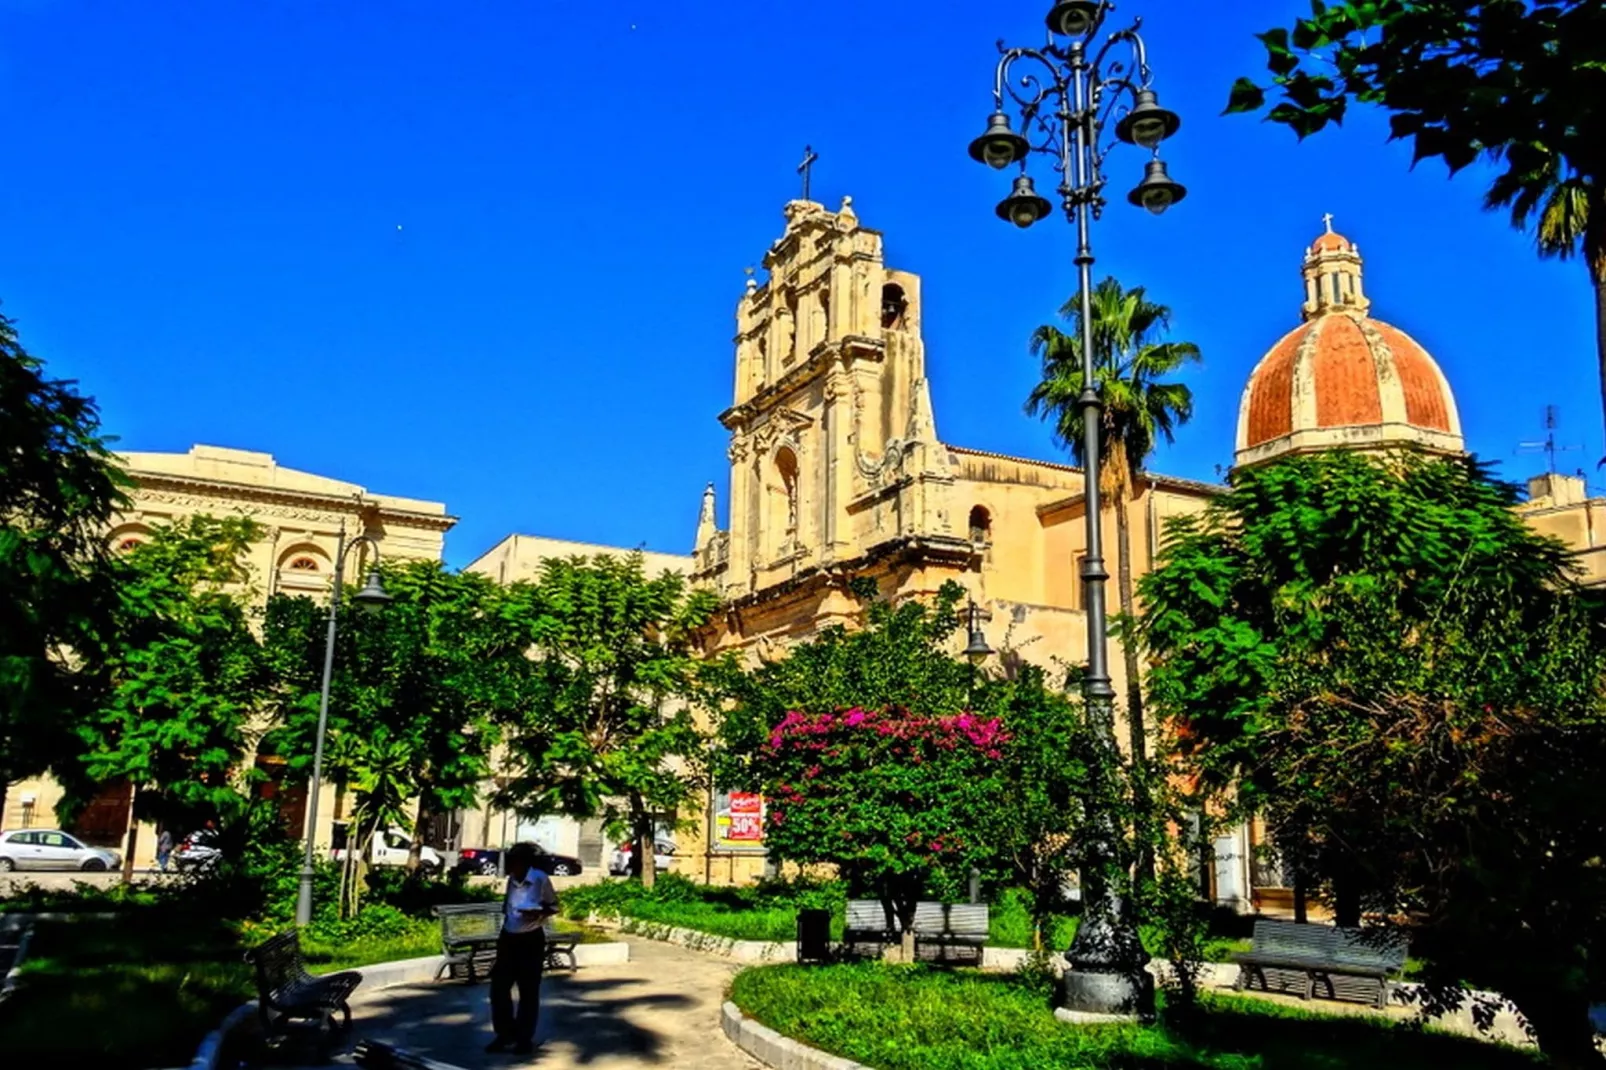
[494,553,719,887]
[64,515,269,878]
[1139,451,1606,1063]
[0,307,126,818]
[262,561,511,858]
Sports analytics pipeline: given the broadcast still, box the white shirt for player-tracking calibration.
[503,870,559,934]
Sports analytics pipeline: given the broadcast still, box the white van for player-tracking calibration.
[332,826,443,870]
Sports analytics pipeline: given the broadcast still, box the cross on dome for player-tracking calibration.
[1322,212,1335,233]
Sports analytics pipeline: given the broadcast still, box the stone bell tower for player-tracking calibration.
[692,196,961,610]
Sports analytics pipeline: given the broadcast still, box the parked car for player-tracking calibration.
[608,839,676,877]
[0,829,121,872]
[452,845,584,878]
[331,827,444,871]
[173,828,222,873]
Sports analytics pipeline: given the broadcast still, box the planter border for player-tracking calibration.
[721,1000,869,1070]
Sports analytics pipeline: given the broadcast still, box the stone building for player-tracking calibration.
[1,444,454,866]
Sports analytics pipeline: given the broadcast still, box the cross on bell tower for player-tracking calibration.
[797,145,819,201]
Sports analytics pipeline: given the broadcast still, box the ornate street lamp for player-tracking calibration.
[966,0,1184,1021]
[964,601,994,666]
[295,521,392,927]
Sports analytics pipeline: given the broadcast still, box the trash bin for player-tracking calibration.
[797,908,831,965]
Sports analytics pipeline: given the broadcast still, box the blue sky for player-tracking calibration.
[3,0,1599,569]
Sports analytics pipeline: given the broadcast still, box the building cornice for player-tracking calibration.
[710,533,977,614]
[127,473,458,532]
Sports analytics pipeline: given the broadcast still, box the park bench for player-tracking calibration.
[432,902,580,982]
[1234,917,1407,1008]
[912,901,990,964]
[244,929,363,1052]
[843,899,896,957]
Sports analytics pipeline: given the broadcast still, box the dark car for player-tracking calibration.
[452,845,583,878]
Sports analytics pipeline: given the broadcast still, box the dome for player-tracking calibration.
[1234,220,1463,468]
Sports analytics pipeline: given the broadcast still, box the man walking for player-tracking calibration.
[487,842,559,1056]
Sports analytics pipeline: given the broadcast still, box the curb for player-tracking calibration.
[186,1000,258,1070]
[721,1001,868,1070]
[608,918,796,963]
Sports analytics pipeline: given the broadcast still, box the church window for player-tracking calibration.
[968,505,992,545]
[287,556,319,572]
[116,537,142,552]
[881,284,907,330]
[1330,273,1342,304]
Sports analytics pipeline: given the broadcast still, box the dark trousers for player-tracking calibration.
[490,929,546,1043]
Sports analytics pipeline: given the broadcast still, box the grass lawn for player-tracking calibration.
[730,963,1542,1070]
[0,914,254,1070]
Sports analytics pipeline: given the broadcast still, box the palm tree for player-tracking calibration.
[1484,154,1605,463]
[1026,277,1201,760]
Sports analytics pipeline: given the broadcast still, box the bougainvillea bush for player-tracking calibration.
[757,705,1011,933]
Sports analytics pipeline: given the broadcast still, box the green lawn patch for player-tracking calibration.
[730,962,1541,1070]
[0,913,254,1070]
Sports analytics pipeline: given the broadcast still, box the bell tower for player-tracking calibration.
[695,195,957,602]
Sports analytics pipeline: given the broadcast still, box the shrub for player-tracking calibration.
[362,866,497,917]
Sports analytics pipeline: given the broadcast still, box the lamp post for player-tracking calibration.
[295,522,394,927]
[964,599,994,707]
[966,0,1183,1020]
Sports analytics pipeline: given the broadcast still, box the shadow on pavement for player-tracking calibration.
[304,970,694,1069]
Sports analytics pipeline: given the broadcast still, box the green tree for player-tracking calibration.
[0,306,126,822]
[1139,450,1606,1064]
[65,515,268,881]
[262,561,510,882]
[1225,0,1606,460]
[1026,277,1200,761]
[495,553,718,889]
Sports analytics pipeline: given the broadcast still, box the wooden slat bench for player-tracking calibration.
[433,903,581,982]
[244,930,362,1054]
[843,899,894,958]
[1234,918,1406,1008]
[913,902,990,965]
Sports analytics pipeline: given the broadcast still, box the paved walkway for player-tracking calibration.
[300,936,761,1069]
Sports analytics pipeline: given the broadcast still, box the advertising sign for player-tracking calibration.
[712,791,766,852]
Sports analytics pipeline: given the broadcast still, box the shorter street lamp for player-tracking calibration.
[295,522,392,928]
[965,601,993,708]
[965,601,994,666]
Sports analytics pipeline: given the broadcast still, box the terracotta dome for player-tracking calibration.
[1234,221,1463,468]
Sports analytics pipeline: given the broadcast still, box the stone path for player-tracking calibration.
[300,936,761,1069]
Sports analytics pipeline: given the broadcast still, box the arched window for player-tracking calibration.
[287,556,319,572]
[881,284,907,330]
[968,505,992,545]
[116,537,143,553]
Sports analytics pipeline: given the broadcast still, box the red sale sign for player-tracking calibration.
[720,792,765,845]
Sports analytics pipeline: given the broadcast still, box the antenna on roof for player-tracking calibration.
[1515,405,1583,474]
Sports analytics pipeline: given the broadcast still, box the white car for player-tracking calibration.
[0,829,121,872]
[608,839,676,877]
[331,827,444,870]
